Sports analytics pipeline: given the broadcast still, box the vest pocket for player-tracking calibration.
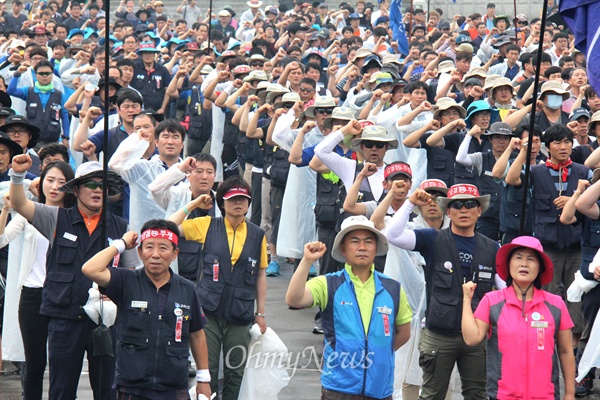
[45,271,74,307]
[124,308,149,332]
[55,237,78,264]
[427,292,460,331]
[197,283,223,312]
[178,240,202,276]
[230,288,255,321]
[163,346,189,388]
[117,337,149,382]
[245,260,258,285]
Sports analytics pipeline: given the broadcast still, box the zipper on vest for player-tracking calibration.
[349,281,369,395]
[230,225,238,272]
[153,317,162,388]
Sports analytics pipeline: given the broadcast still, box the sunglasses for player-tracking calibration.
[362,140,386,149]
[300,87,315,93]
[36,71,53,76]
[250,62,264,67]
[448,200,480,210]
[282,102,295,109]
[315,108,333,115]
[81,181,104,190]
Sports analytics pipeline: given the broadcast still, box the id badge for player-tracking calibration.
[382,314,390,337]
[537,327,544,350]
[213,260,219,282]
[174,308,183,342]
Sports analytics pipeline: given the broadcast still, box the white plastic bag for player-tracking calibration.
[238,324,290,400]
[83,283,117,327]
[567,271,600,302]
[577,311,600,381]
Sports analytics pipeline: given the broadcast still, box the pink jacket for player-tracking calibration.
[474,287,573,399]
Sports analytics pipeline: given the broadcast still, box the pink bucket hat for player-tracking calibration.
[496,236,554,285]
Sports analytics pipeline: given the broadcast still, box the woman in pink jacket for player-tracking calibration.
[462,236,576,400]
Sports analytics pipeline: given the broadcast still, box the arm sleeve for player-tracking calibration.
[456,134,474,167]
[384,200,417,250]
[148,164,187,210]
[314,130,356,189]
[300,146,316,167]
[181,216,211,242]
[306,276,328,309]
[0,214,27,249]
[395,287,413,325]
[31,203,59,246]
[473,293,492,324]
[271,110,297,152]
[60,93,70,136]
[7,75,27,100]
[120,246,142,268]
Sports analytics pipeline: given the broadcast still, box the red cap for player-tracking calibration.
[33,25,48,35]
[222,187,251,200]
[447,184,481,199]
[359,120,375,129]
[419,179,448,193]
[384,162,412,180]
[186,42,199,50]
[233,65,251,75]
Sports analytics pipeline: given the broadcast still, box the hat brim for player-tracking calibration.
[247,1,263,7]
[136,48,161,53]
[266,90,291,105]
[0,91,12,108]
[437,194,490,214]
[542,90,570,102]
[465,108,499,128]
[331,223,388,263]
[3,121,40,148]
[59,170,124,196]
[495,242,553,285]
[0,137,24,158]
[222,193,252,200]
[323,116,353,130]
[412,187,448,215]
[304,105,335,118]
[433,104,466,120]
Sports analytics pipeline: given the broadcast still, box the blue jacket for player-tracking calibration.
[320,269,400,399]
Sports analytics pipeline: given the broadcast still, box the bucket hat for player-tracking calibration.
[59,161,124,196]
[3,115,40,149]
[496,236,554,285]
[331,216,388,262]
[437,183,490,213]
[464,100,499,128]
[433,97,466,119]
[350,125,398,150]
[323,107,356,130]
[304,96,336,118]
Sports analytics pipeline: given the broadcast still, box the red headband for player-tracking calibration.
[140,229,179,246]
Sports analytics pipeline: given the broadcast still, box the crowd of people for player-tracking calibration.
[0,0,598,398]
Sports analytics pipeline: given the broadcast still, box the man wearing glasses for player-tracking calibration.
[8,158,140,400]
[7,61,70,151]
[385,183,503,400]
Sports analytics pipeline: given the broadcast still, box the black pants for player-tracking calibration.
[18,287,49,400]
[47,317,115,400]
[250,171,262,226]
[270,185,285,246]
[317,224,342,275]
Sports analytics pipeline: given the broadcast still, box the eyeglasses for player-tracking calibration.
[448,200,480,210]
[315,108,333,115]
[440,110,460,117]
[300,87,315,93]
[81,181,104,190]
[36,71,53,76]
[31,56,46,62]
[362,140,386,149]
[7,129,29,136]
[282,102,295,109]
[250,62,264,67]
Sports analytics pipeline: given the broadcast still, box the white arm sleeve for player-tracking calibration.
[313,129,356,189]
[385,200,417,250]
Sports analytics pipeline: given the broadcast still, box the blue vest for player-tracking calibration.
[26,88,62,142]
[41,207,128,319]
[196,217,264,324]
[320,269,400,399]
[114,268,198,390]
[531,162,589,249]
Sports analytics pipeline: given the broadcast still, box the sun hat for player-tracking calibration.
[243,70,269,82]
[490,77,515,99]
[0,131,24,157]
[59,161,124,196]
[331,215,388,262]
[136,41,160,53]
[246,54,269,64]
[496,236,553,285]
[273,92,301,110]
[350,125,398,150]
[540,80,570,101]
[249,80,270,96]
[588,110,600,135]
[360,55,382,74]
[304,96,336,118]
[323,107,356,130]
[493,15,511,28]
[218,9,231,17]
[493,34,512,48]
[222,186,252,200]
[437,60,455,75]
[247,0,263,7]
[264,83,290,104]
[433,97,466,120]
[437,183,490,213]
[464,100,499,128]
[482,74,501,91]
[353,48,373,63]
[2,115,40,149]
[484,121,514,137]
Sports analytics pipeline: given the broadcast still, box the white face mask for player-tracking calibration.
[546,94,563,110]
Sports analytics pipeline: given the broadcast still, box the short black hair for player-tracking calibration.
[133,112,156,126]
[140,219,180,249]
[192,152,217,169]
[552,32,568,42]
[558,56,574,67]
[49,39,67,49]
[506,44,520,54]
[35,61,54,72]
[154,119,186,141]
[29,46,48,60]
[116,58,136,69]
[116,89,143,107]
[38,144,70,164]
[300,77,316,88]
[215,175,251,215]
[543,124,574,147]
[514,124,542,139]
[404,81,428,94]
[544,65,562,79]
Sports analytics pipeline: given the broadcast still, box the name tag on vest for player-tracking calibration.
[131,301,148,309]
[63,232,77,242]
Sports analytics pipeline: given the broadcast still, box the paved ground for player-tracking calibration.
[1,260,599,399]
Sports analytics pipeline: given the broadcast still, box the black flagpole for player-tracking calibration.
[101,0,110,244]
[207,0,213,50]
[519,0,549,235]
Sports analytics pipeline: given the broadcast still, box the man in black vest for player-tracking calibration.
[81,219,212,399]
[9,157,141,400]
[386,183,501,400]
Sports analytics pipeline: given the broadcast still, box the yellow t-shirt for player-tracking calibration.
[307,264,412,333]
[182,216,268,268]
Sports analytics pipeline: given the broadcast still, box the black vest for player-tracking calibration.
[27,88,62,142]
[113,269,197,391]
[196,217,264,324]
[453,136,492,185]
[315,172,342,227]
[531,162,589,249]
[41,207,128,319]
[426,146,455,187]
[580,211,600,280]
[478,151,502,225]
[269,145,290,187]
[424,228,497,335]
[185,86,212,142]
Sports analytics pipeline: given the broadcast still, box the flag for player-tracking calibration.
[390,0,409,56]
[560,0,600,93]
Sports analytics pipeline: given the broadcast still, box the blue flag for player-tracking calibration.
[560,0,600,92]
[390,0,409,55]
